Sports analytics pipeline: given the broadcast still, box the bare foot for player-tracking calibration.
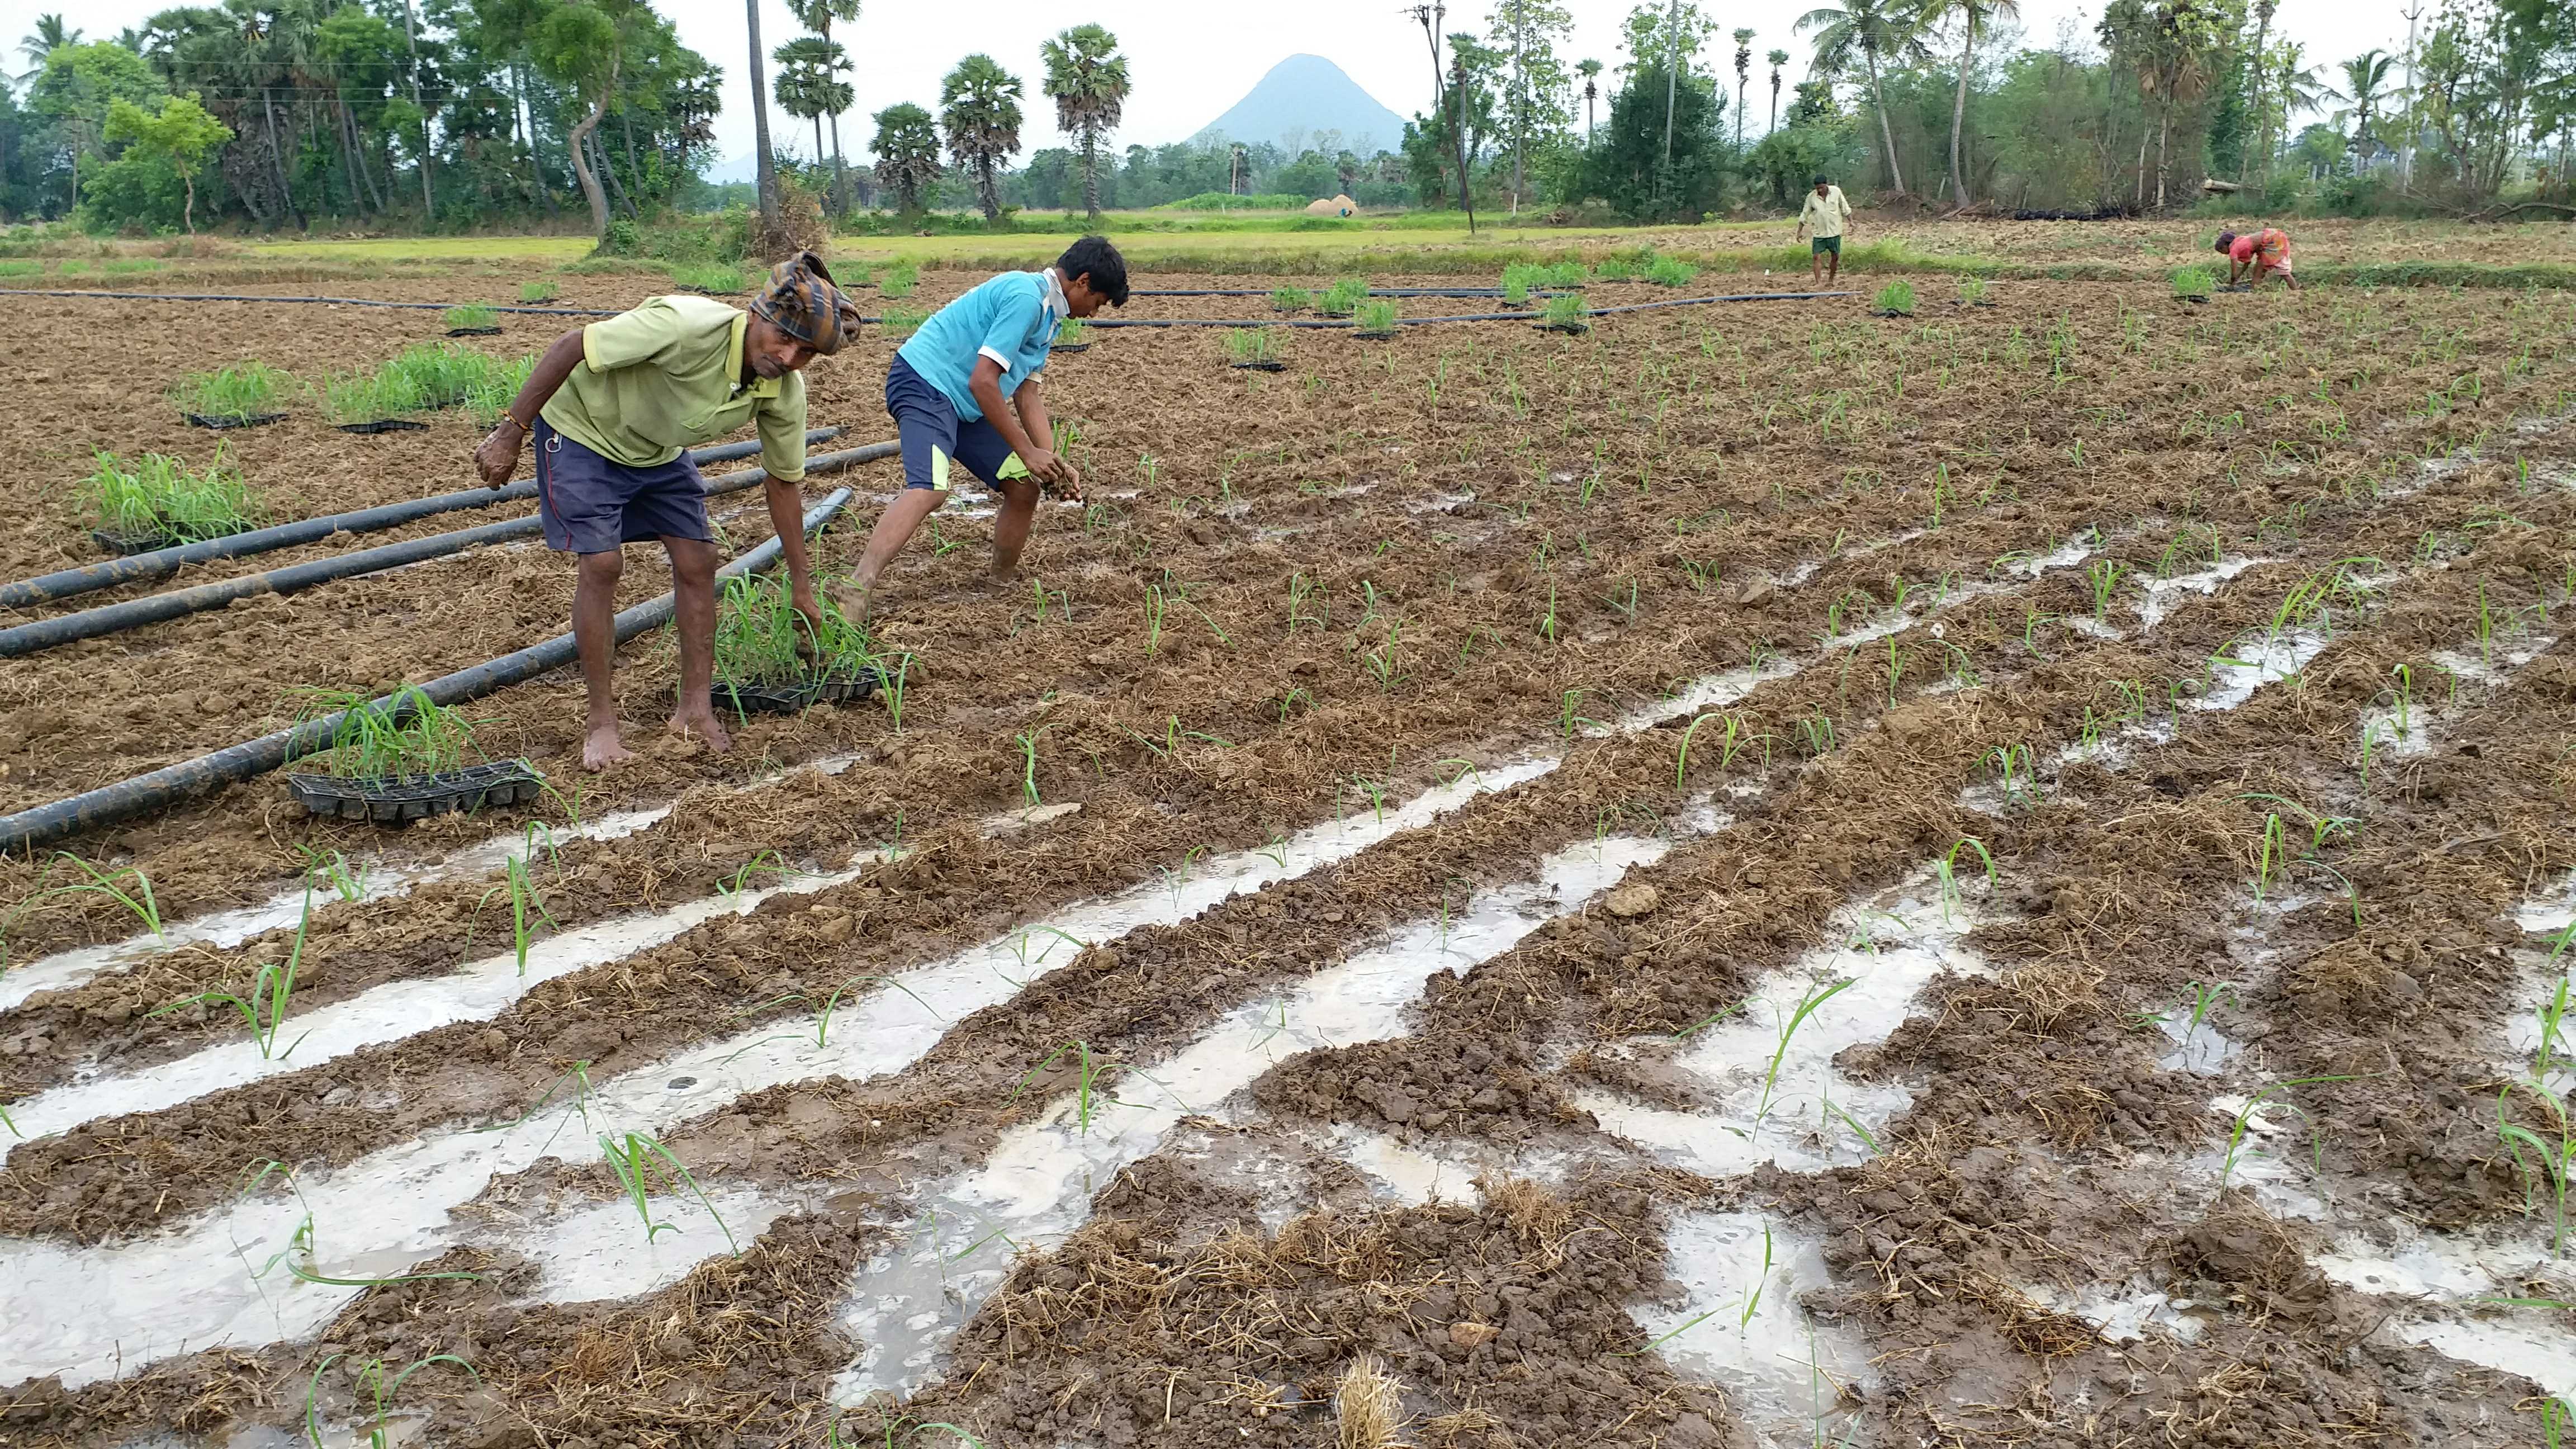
[667,703,733,755]
[583,720,634,772]
[830,579,875,628]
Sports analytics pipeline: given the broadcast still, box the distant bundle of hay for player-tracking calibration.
[1304,193,1357,217]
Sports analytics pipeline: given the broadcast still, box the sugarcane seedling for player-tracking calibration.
[882,652,914,732]
[294,846,367,903]
[4,853,165,962]
[1754,977,1858,1132]
[2219,1074,2360,1189]
[2496,1072,2571,1257]
[239,1159,484,1289]
[1008,1039,1131,1134]
[1142,584,1167,657]
[1014,725,1050,807]
[1983,744,2037,807]
[152,882,316,1059]
[1934,837,1997,925]
[599,1130,737,1252]
[305,1352,480,1449]
[2175,980,2238,1059]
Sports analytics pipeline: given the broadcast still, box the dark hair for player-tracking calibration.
[1812,174,1829,186]
[2213,230,2237,252]
[1057,235,1129,307]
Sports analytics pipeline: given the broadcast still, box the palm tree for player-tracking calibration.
[1576,57,1601,141]
[784,0,860,212]
[940,53,1022,223]
[871,100,941,214]
[2327,47,2397,157]
[2236,0,2276,186]
[2262,41,2324,186]
[1931,0,2019,207]
[1040,23,1128,222]
[16,13,79,83]
[773,37,847,181]
[1732,28,1754,149]
[1767,48,1790,131]
[1798,0,1930,197]
[745,0,780,235]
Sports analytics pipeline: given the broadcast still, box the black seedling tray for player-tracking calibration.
[335,419,430,434]
[1871,309,1916,319]
[1354,329,1398,341]
[713,668,885,716]
[184,412,286,430]
[92,527,181,555]
[2177,295,2211,305]
[1053,342,1091,354]
[1534,320,1591,335]
[446,326,504,337]
[286,758,547,824]
[679,285,742,297]
[1230,360,1286,372]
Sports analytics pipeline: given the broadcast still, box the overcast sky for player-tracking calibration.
[48,0,2424,164]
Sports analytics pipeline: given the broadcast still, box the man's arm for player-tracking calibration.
[1010,376,1079,500]
[474,328,586,485]
[967,357,1071,487]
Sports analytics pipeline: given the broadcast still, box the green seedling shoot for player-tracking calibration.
[1933,837,1997,925]
[151,883,315,1059]
[2219,1075,2361,1188]
[1008,1040,1130,1134]
[599,1130,737,1253]
[1755,978,1858,1130]
[305,1352,480,1449]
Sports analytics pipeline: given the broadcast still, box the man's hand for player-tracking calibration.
[1019,447,1083,499]
[474,419,525,487]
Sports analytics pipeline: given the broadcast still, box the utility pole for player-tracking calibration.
[2398,2,2422,188]
[402,0,432,216]
[1662,0,1682,165]
[1410,2,1475,234]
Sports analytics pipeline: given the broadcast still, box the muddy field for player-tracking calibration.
[2,257,2574,1449]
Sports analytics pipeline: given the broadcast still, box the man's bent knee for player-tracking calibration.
[576,550,624,586]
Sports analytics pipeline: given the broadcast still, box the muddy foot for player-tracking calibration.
[667,706,733,755]
[582,722,634,772]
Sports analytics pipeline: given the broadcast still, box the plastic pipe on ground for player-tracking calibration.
[0,443,895,658]
[0,288,621,316]
[1061,290,1850,329]
[0,489,854,855]
[0,428,845,610]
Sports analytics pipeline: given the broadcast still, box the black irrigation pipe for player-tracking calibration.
[0,487,856,855]
[0,428,846,611]
[0,442,896,658]
[0,287,621,316]
[1068,289,1850,328]
[1132,287,1539,298]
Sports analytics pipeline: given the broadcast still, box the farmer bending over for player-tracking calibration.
[1795,175,1852,286]
[840,235,1128,622]
[473,250,859,771]
[2217,227,2299,291]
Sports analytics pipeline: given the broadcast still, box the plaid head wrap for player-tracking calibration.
[751,250,860,355]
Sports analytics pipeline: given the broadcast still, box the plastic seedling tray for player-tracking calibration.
[1354,329,1398,342]
[1053,342,1091,354]
[445,326,504,337]
[285,757,547,825]
[184,412,286,430]
[713,667,886,716]
[1230,360,1286,372]
[335,419,430,434]
[91,522,253,555]
[1871,309,1915,319]
[1534,320,1591,335]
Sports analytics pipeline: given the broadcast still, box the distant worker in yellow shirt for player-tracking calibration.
[1795,175,1853,286]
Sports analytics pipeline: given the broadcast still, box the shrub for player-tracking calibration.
[86,446,261,542]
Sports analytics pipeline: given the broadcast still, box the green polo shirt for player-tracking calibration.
[540,295,809,482]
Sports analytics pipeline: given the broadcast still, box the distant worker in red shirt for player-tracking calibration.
[2214,228,2299,291]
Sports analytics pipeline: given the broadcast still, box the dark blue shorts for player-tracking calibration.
[886,355,1016,492]
[533,418,713,554]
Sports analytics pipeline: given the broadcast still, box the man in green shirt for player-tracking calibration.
[473,251,858,770]
[1795,176,1853,286]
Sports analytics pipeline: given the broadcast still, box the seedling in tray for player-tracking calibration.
[1873,280,1917,316]
[519,280,561,304]
[1317,276,1369,316]
[1226,327,1285,370]
[1054,315,1090,351]
[1353,299,1399,338]
[86,445,262,549]
[709,573,886,714]
[670,261,746,294]
[1536,292,1590,333]
[1270,285,1310,312]
[443,304,502,334]
[173,361,292,427]
[286,685,545,822]
[2171,266,2215,302]
[879,305,931,338]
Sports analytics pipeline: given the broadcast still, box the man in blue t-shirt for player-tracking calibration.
[843,235,1128,619]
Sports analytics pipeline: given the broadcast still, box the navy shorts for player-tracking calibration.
[886,355,1016,492]
[533,418,713,554]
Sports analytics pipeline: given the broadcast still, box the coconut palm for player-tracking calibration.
[2262,41,2324,184]
[1798,0,1931,197]
[2237,0,2276,184]
[1928,0,2019,207]
[940,52,1022,223]
[745,0,780,232]
[2327,47,2397,154]
[1732,27,1754,149]
[1767,47,1790,131]
[784,0,861,211]
[871,100,941,214]
[1576,57,1601,141]
[1040,23,1129,222]
[16,13,80,83]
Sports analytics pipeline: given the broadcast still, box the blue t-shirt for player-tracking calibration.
[894,270,1062,421]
